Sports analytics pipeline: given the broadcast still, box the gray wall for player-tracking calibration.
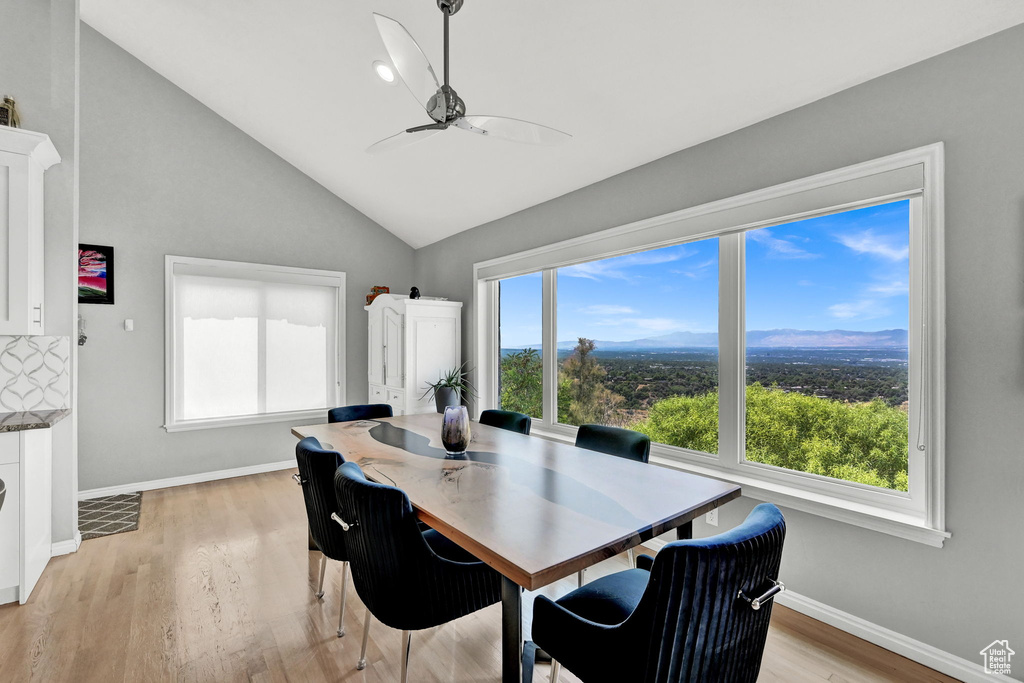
[77,26,414,491]
[0,0,80,544]
[414,24,1024,670]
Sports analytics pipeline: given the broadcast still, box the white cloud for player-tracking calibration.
[868,280,909,296]
[559,245,695,281]
[670,258,717,279]
[828,299,891,320]
[835,230,909,261]
[797,279,814,287]
[747,229,820,259]
[580,304,635,315]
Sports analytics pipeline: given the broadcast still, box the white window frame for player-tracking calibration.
[164,255,346,432]
[474,144,947,546]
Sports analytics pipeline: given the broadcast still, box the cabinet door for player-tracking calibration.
[0,462,19,601]
[386,389,405,416]
[383,307,404,387]
[367,311,384,386]
[0,151,33,335]
[408,317,459,413]
[20,429,50,603]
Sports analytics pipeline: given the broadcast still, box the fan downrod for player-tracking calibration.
[437,0,463,15]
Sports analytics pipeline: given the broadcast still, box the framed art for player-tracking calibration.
[78,244,115,305]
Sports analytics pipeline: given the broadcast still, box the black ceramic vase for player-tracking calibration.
[441,406,470,455]
[434,386,459,413]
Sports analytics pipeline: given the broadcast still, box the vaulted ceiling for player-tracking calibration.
[82,1,1024,248]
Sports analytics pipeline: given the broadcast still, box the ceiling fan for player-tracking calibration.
[367,0,572,154]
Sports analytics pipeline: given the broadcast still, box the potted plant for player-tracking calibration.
[421,363,477,413]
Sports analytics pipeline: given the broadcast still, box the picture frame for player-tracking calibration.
[78,244,115,305]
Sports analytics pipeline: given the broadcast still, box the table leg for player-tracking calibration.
[676,520,693,540]
[501,576,522,683]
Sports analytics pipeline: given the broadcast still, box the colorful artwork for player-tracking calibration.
[78,244,115,305]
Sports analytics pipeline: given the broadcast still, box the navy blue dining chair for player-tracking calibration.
[531,503,787,683]
[574,424,651,580]
[332,461,502,682]
[294,436,353,638]
[328,403,393,423]
[574,423,650,463]
[479,408,532,435]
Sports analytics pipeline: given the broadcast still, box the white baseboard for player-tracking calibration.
[775,589,991,683]
[642,537,990,682]
[77,460,296,500]
[51,529,82,557]
[0,585,18,605]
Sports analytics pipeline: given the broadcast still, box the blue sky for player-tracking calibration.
[499,200,909,347]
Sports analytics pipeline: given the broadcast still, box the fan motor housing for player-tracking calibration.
[428,85,466,123]
[437,0,464,15]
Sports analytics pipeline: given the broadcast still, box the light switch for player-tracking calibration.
[124,319,134,332]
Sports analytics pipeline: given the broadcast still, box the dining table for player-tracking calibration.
[291,412,741,683]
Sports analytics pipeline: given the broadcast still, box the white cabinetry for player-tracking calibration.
[0,128,60,336]
[0,428,53,605]
[366,294,462,416]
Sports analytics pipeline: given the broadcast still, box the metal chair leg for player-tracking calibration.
[400,630,412,683]
[315,553,327,599]
[627,547,636,568]
[356,610,372,670]
[550,660,561,682]
[337,561,349,637]
[577,569,585,587]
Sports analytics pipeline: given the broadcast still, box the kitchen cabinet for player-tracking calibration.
[0,127,60,336]
[0,427,53,605]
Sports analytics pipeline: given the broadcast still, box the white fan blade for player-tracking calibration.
[373,14,441,116]
[366,128,442,154]
[457,115,572,146]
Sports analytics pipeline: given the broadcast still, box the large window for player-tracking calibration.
[744,201,910,491]
[555,241,719,457]
[165,256,345,431]
[475,145,946,545]
[498,273,543,419]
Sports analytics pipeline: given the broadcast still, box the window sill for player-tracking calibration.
[529,425,950,548]
[164,409,327,433]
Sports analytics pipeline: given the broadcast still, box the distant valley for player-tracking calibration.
[505,328,908,351]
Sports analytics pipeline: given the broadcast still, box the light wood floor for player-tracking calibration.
[0,470,959,683]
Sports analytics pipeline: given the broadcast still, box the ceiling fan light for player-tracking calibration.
[372,60,396,83]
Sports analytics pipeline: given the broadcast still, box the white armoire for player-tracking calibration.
[365,294,462,415]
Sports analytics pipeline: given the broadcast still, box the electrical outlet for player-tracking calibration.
[705,508,719,526]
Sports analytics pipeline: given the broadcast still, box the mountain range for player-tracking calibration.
[504,329,908,351]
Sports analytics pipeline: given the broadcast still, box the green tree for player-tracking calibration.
[632,383,909,491]
[559,338,624,425]
[499,348,543,418]
[632,391,719,454]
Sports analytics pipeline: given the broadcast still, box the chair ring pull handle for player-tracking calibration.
[331,512,356,531]
[738,579,784,611]
[292,473,305,485]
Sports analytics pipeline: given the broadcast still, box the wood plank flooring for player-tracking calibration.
[0,470,960,682]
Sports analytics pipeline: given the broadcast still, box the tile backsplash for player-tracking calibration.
[0,336,70,412]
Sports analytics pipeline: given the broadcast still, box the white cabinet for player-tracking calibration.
[366,294,462,416]
[0,128,60,336]
[0,428,52,605]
